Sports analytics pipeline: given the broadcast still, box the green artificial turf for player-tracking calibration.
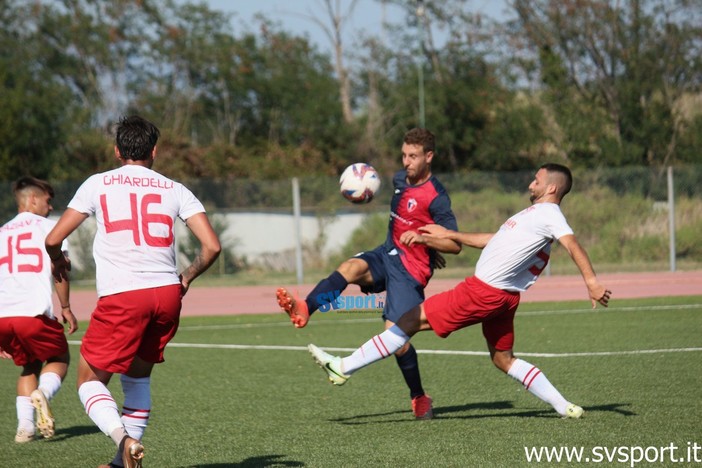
[1,296,701,467]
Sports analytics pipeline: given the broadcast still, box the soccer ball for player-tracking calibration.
[339,163,381,204]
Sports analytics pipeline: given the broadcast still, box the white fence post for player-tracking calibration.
[292,177,304,284]
[667,166,676,272]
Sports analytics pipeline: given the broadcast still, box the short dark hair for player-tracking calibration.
[13,176,54,199]
[403,128,435,154]
[540,163,573,197]
[115,115,160,161]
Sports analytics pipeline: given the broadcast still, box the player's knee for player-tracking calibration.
[337,258,370,283]
[490,351,514,373]
[394,342,411,357]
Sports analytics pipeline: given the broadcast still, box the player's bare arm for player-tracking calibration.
[419,224,494,249]
[45,208,88,282]
[179,213,222,295]
[558,234,611,308]
[54,276,78,334]
[59,307,78,335]
[399,230,461,254]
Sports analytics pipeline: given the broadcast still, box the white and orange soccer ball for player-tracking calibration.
[339,163,381,204]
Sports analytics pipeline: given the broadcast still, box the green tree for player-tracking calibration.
[126,3,354,179]
[354,0,545,172]
[0,0,169,181]
[510,0,702,167]
[0,2,78,180]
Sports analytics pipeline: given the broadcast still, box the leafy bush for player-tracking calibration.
[333,186,702,274]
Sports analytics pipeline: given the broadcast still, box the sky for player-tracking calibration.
[200,0,507,55]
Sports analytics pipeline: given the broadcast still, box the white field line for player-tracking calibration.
[66,340,702,358]
[175,302,702,332]
[177,318,380,331]
[165,343,702,358]
[65,302,702,358]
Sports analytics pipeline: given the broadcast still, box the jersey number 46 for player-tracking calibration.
[100,193,173,247]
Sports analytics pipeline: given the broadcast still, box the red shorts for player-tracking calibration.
[0,315,68,366]
[424,276,520,351]
[81,284,182,373]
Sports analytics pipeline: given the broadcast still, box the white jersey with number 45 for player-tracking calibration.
[68,164,205,297]
[0,212,67,319]
[475,203,574,292]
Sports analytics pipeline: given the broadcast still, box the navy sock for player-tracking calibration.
[395,344,425,399]
[305,271,349,314]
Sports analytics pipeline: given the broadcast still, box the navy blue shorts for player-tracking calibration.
[355,245,425,323]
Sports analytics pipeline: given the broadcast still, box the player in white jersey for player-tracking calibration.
[307,163,612,419]
[45,116,221,468]
[0,177,77,443]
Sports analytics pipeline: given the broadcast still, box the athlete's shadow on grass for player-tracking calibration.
[582,403,636,416]
[43,424,101,441]
[182,454,304,467]
[330,401,636,424]
[331,400,518,424]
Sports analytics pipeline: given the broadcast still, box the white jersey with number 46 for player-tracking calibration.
[0,212,67,319]
[68,164,205,297]
[475,202,574,292]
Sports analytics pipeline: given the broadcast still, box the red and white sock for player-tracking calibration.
[16,396,34,432]
[78,381,126,444]
[120,375,150,440]
[341,325,409,374]
[508,358,569,415]
[38,372,62,400]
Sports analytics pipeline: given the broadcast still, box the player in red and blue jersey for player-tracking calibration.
[277,128,461,419]
[308,164,611,420]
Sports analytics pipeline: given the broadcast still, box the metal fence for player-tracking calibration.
[2,165,700,281]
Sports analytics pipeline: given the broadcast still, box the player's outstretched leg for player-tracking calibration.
[507,358,584,418]
[276,288,310,328]
[308,344,350,385]
[30,389,54,439]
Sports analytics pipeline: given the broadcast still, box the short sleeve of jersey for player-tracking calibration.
[67,174,100,215]
[428,191,458,231]
[542,204,574,240]
[176,185,206,221]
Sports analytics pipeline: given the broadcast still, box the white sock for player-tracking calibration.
[341,325,410,374]
[507,358,570,415]
[78,381,126,443]
[109,375,151,466]
[120,375,151,440]
[16,396,34,431]
[38,372,62,400]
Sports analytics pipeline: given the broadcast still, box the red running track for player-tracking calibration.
[61,270,702,321]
